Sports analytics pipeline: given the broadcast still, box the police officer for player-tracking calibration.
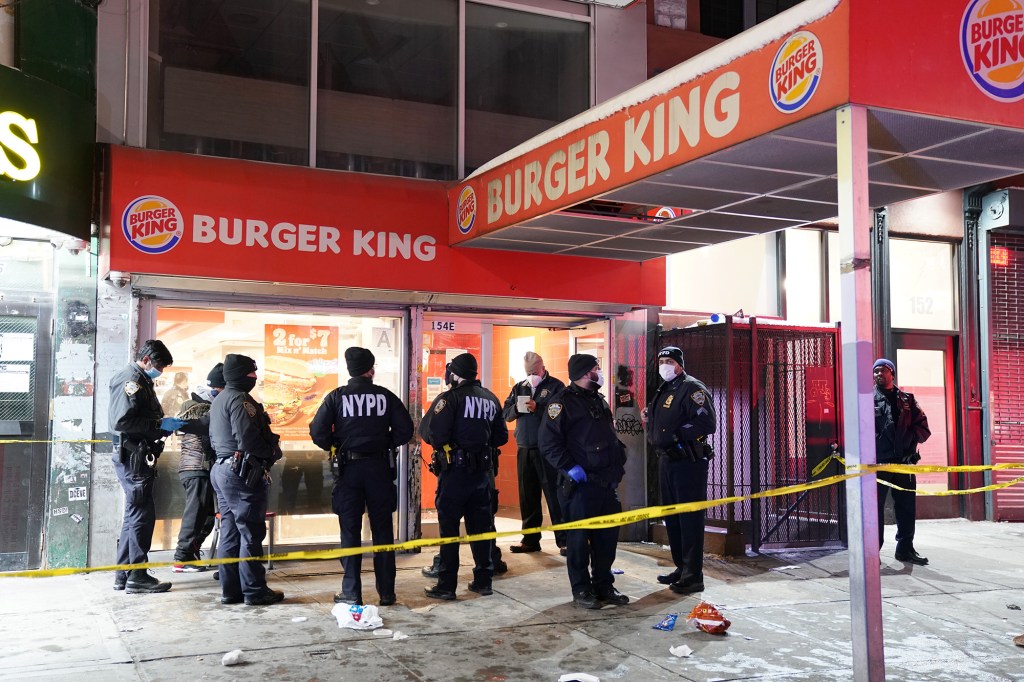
[873,358,931,565]
[309,347,414,607]
[420,352,508,600]
[172,363,225,572]
[538,354,628,609]
[503,351,567,555]
[645,346,716,595]
[209,354,284,606]
[109,339,184,593]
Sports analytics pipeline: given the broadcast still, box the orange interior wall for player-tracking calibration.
[490,326,572,511]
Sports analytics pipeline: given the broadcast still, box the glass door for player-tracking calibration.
[893,333,957,516]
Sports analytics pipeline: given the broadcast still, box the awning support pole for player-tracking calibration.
[836,104,886,681]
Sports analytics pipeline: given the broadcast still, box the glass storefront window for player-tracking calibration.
[784,228,822,324]
[150,306,403,549]
[464,3,590,174]
[316,0,457,179]
[666,233,779,316]
[149,1,311,165]
[889,239,956,331]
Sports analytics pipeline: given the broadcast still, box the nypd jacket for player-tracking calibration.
[209,387,281,464]
[420,380,508,454]
[308,376,414,454]
[646,373,717,450]
[874,385,931,463]
[538,383,626,485]
[501,372,566,448]
[177,393,214,477]
[108,363,164,449]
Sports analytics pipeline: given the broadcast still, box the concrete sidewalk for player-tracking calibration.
[2,518,1022,681]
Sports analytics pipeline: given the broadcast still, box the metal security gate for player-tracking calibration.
[658,317,845,551]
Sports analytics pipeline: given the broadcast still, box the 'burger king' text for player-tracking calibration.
[192,215,437,261]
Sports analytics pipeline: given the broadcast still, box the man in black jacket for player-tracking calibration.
[109,339,184,593]
[172,363,225,572]
[209,354,284,606]
[420,353,508,600]
[645,346,717,595]
[873,358,931,565]
[309,347,414,607]
[539,354,628,610]
[503,351,567,554]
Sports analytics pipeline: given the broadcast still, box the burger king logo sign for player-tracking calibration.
[457,185,477,235]
[769,31,823,113]
[961,0,1024,101]
[122,195,184,254]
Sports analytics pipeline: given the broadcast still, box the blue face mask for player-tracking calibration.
[210,388,221,398]
[145,368,162,380]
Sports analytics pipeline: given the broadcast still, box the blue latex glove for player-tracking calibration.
[567,465,587,483]
[160,417,185,432]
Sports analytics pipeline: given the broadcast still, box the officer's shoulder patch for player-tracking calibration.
[433,398,447,414]
[691,391,706,406]
[243,401,258,418]
[663,394,674,409]
[124,381,140,396]
[547,403,562,419]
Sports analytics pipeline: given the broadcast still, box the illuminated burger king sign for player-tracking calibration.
[961,0,1024,101]
[456,185,477,234]
[122,195,184,254]
[769,31,823,113]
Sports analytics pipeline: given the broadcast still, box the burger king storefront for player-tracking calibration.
[100,145,664,557]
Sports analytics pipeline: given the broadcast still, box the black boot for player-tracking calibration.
[421,553,442,578]
[125,570,171,594]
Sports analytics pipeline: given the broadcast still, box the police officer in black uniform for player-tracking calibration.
[503,351,567,554]
[420,352,508,600]
[645,346,717,595]
[309,347,414,607]
[539,354,628,609]
[873,358,931,565]
[209,354,284,606]
[109,339,184,593]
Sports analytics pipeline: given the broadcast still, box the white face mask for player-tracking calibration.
[527,374,542,388]
[659,364,678,382]
[592,369,605,388]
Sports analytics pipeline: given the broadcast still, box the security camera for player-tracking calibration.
[66,239,89,256]
[109,271,131,289]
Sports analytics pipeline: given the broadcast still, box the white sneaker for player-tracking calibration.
[172,563,207,573]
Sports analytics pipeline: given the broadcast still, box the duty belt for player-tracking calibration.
[342,450,387,461]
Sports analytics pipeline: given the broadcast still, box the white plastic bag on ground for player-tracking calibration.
[332,602,383,630]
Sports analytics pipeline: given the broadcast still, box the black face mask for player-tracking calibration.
[229,376,258,393]
[444,363,453,386]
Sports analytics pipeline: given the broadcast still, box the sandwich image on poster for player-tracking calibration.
[262,325,339,440]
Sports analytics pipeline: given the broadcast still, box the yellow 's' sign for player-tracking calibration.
[0,110,42,182]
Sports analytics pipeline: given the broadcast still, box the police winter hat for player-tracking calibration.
[345,347,375,376]
[449,352,478,379]
[206,362,226,388]
[873,358,896,374]
[658,346,685,367]
[568,354,598,381]
[524,351,544,375]
[223,354,257,382]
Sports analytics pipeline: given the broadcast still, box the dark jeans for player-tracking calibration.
[659,456,708,586]
[333,457,397,600]
[517,446,566,547]
[877,470,917,551]
[558,481,620,596]
[174,474,215,561]
[211,460,269,600]
[113,459,156,570]
[435,467,494,592]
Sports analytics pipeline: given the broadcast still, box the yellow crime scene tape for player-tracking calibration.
[0,439,112,444]
[3,461,1022,579]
